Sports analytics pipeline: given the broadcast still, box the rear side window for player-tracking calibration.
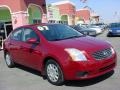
[11,29,22,41]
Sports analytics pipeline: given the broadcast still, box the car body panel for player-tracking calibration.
[3,24,117,81]
[51,36,110,53]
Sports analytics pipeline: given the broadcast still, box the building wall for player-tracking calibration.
[0,0,47,29]
[90,12,100,24]
[57,3,75,25]
[56,3,75,15]
[76,9,90,24]
[0,0,46,13]
[52,1,76,25]
[47,5,61,21]
[0,0,22,13]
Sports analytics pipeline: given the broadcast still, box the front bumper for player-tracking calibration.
[107,32,120,36]
[63,54,117,80]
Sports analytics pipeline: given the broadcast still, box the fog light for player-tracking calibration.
[76,72,88,77]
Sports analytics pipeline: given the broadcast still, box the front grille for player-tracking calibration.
[92,48,112,60]
[99,63,115,72]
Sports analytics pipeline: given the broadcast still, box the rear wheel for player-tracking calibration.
[45,60,64,85]
[5,53,15,68]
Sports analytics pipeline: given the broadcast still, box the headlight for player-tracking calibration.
[109,29,112,32]
[111,47,115,54]
[65,48,87,61]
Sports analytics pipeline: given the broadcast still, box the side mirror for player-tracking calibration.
[26,38,39,44]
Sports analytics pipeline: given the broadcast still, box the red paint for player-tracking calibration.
[4,24,117,80]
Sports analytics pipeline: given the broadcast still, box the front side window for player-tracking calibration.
[23,28,39,42]
[11,29,22,41]
[37,24,83,41]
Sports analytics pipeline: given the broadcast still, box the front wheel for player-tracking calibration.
[4,53,15,68]
[45,60,64,85]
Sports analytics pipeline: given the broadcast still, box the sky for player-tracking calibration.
[46,0,120,23]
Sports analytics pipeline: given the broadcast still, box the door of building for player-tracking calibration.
[0,22,13,49]
[4,22,13,38]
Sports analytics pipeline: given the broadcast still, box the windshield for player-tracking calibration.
[110,23,120,28]
[38,24,83,41]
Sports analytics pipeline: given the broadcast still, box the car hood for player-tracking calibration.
[80,29,95,32]
[50,36,111,53]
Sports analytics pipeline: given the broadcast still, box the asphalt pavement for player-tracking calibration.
[0,30,120,90]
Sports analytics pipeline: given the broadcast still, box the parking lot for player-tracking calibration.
[0,30,120,90]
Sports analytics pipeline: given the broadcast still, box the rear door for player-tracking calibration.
[9,28,23,63]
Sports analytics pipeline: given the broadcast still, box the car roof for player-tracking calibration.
[14,23,62,30]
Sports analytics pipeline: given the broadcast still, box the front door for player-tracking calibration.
[20,28,43,70]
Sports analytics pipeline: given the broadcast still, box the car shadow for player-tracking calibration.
[15,64,114,87]
[64,70,114,87]
[15,64,43,77]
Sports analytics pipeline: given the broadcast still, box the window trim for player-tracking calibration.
[10,28,23,41]
[22,27,40,43]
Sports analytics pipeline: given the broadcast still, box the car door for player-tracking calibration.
[20,28,43,70]
[9,28,23,63]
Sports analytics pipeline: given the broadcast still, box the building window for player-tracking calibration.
[33,19,41,24]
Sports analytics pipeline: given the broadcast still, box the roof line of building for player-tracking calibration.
[76,8,89,11]
[51,0,75,6]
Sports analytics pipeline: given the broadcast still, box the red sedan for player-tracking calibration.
[3,24,117,85]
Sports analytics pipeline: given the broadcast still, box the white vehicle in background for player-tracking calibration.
[77,23,106,35]
[88,25,103,34]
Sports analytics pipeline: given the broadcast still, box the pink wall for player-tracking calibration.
[0,0,46,13]
[0,0,47,29]
[76,9,90,22]
[11,12,29,28]
[56,3,75,15]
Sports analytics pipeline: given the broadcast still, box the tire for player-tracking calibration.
[4,53,15,68]
[107,32,112,37]
[45,60,64,85]
[107,34,111,37]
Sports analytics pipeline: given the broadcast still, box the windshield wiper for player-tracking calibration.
[64,36,82,39]
[50,35,85,41]
[50,39,62,41]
